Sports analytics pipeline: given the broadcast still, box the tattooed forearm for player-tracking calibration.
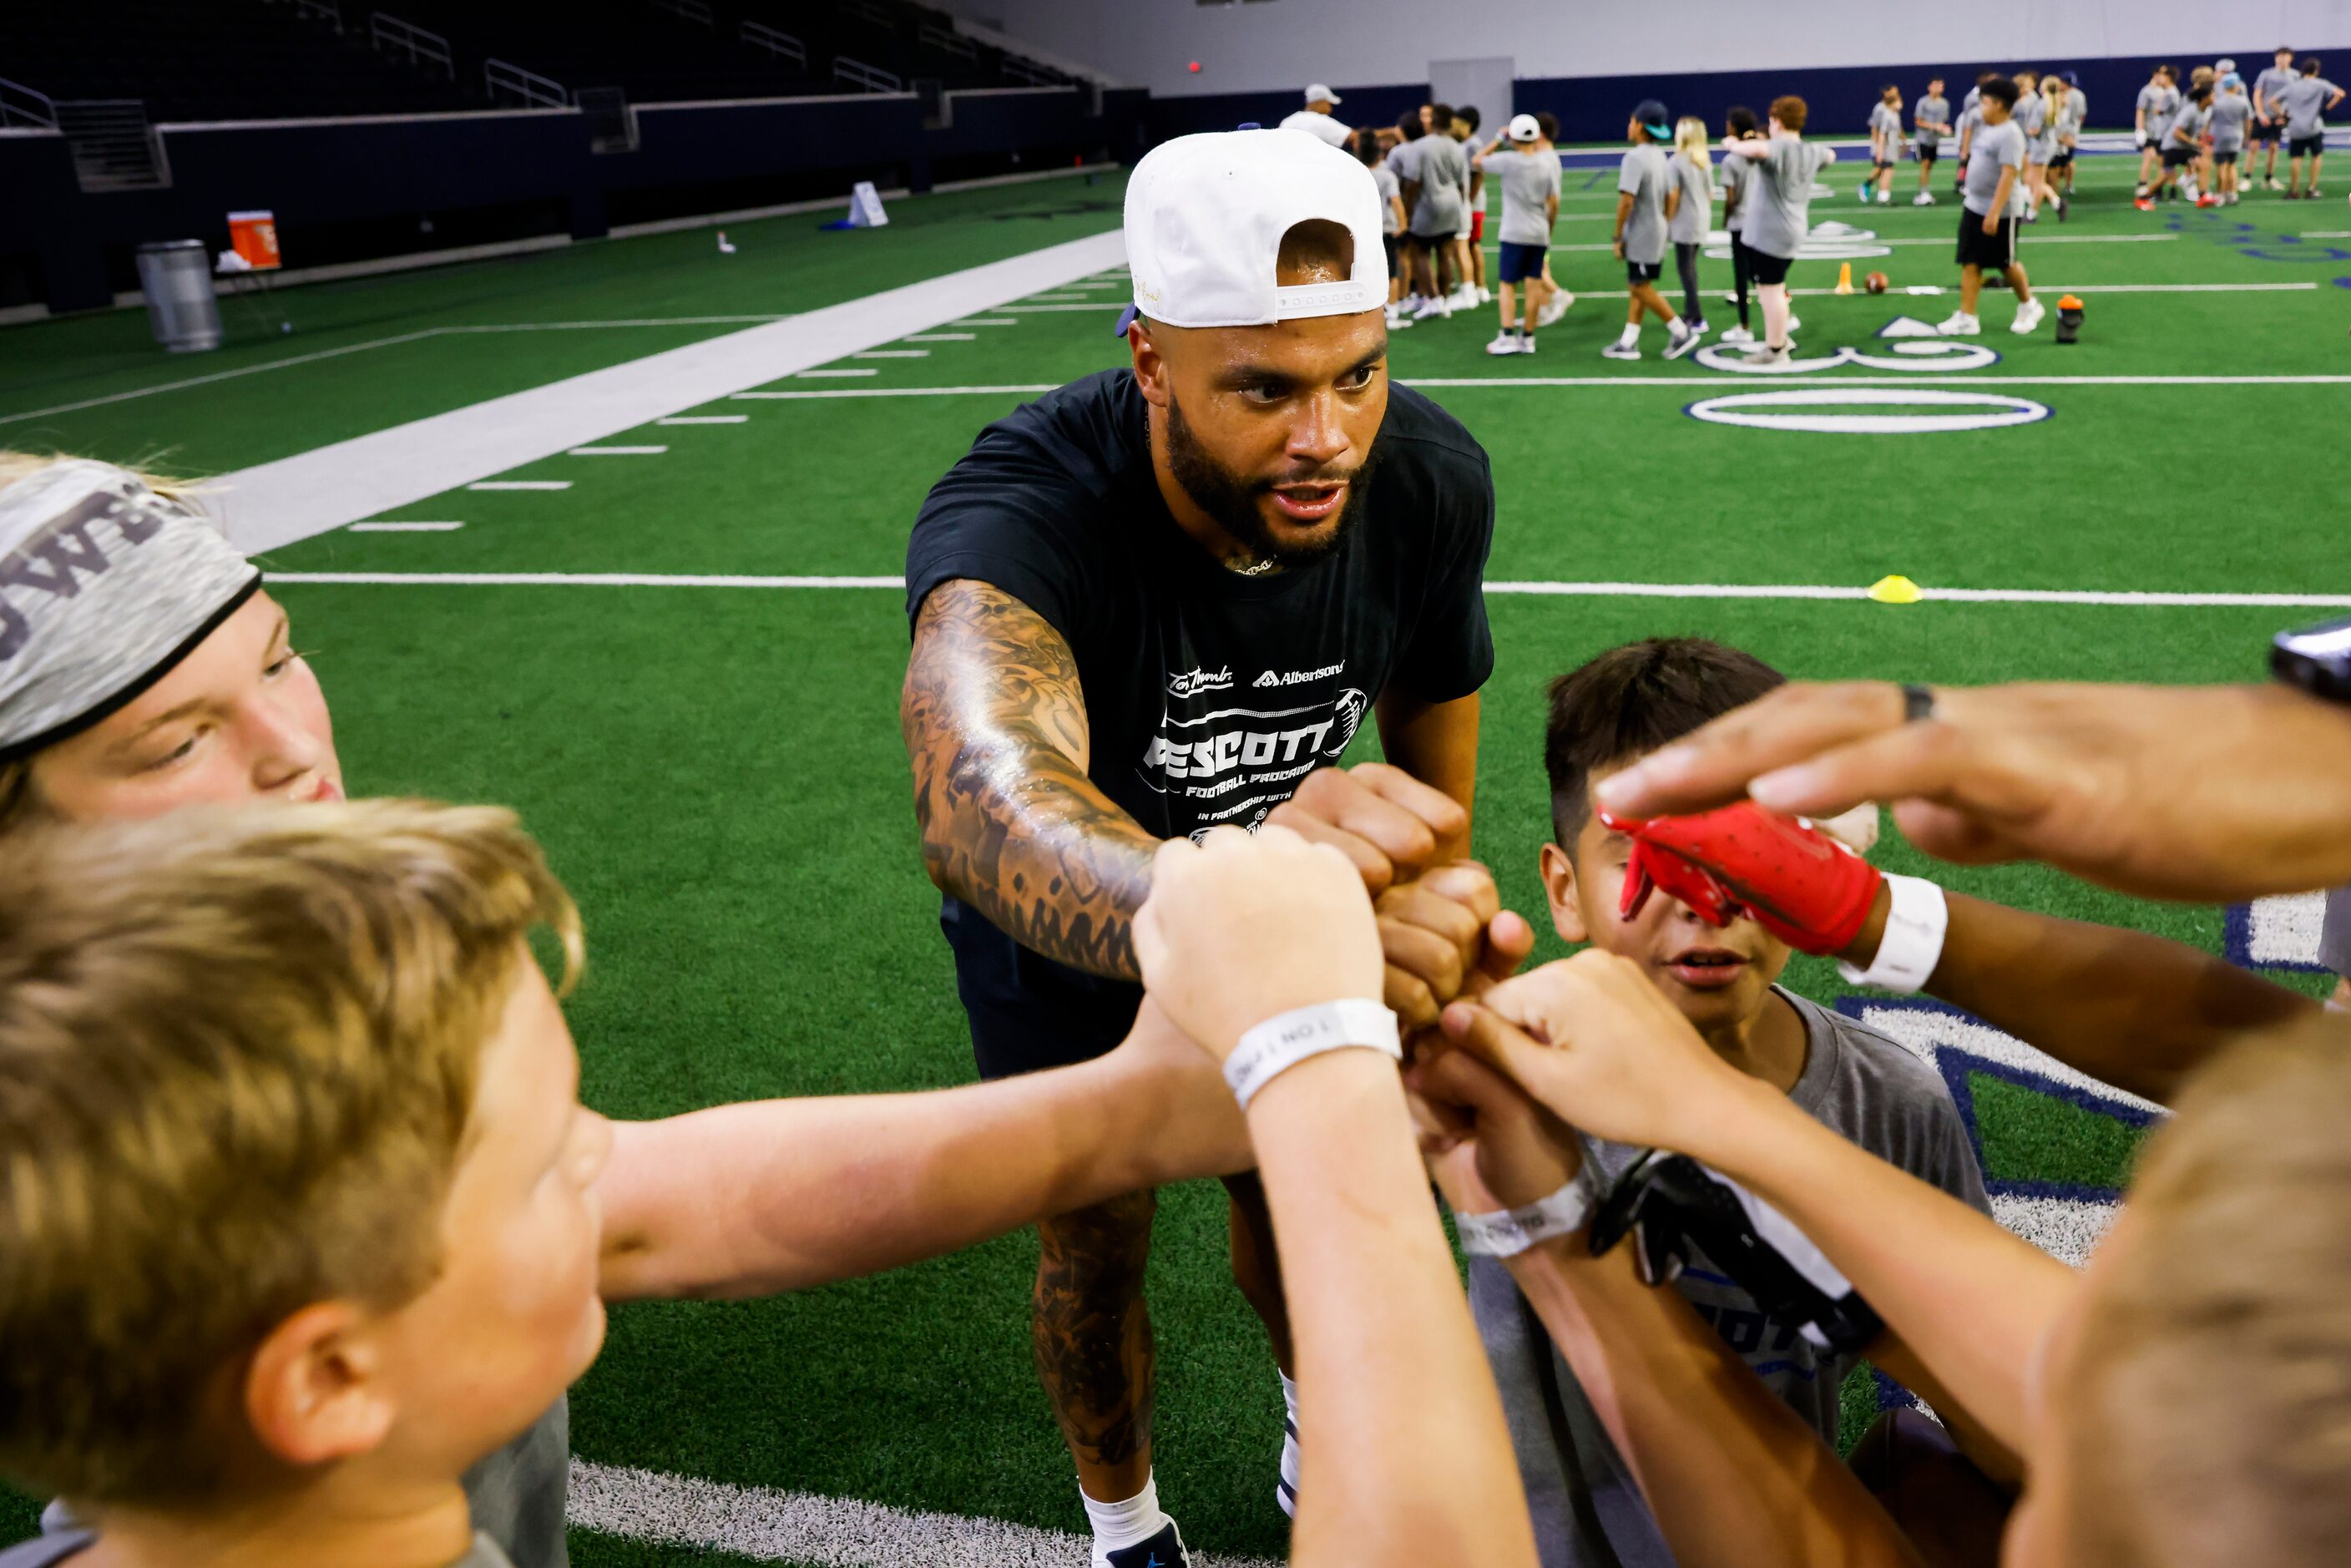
[902,579,1160,979]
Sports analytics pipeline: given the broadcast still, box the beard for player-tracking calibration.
[1165,393,1378,573]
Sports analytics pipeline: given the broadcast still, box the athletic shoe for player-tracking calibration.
[1449,285,1480,310]
[1913,191,1936,205]
[1478,286,1494,304]
[1600,341,1641,360]
[1413,293,1452,319]
[1663,323,1701,359]
[2134,197,2156,210]
[2195,194,2221,207]
[1686,318,1710,337]
[1878,190,1891,204]
[1102,1521,1192,1568]
[1718,325,1756,344]
[2312,187,2326,199]
[1785,313,1803,333]
[1535,293,1572,327]
[1860,181,1873,200]
[2022,209,2039,223]
[1741,345,1791,367]
[2010,297,2045,334]
[1485,331,1522,355]
[1935,311,1982,336]
[1516,334,1537,354]
[2134,184,2151,198]
[1277,1412,1301,1518]
[1722,289,1740,306]
[2267,176,2285,190]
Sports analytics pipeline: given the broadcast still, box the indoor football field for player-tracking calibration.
[1,149,2344,1566]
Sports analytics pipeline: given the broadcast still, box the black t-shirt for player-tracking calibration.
[905,368,1495,1068]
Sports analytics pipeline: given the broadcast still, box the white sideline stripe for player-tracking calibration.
[1990,1195,2121,1271]
[568,445,668,455]
[1024,292,1092,301]
[347,521,463,531]
[903,332,976,341]
[465,480,572,491]
[210,230,1125,551]
[566,1458,1277,1568]
[655,415,749,424]
[796,367,882,377]
[1521,233,2182,252]
[2247,891,2327,966]
[952,316,1019,326]
[853,349,932,358]
[262,573,2351,608]
[0,317,790,428]
[732,385,1055,399]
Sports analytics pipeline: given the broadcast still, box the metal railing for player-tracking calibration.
[55,99,169,190]
[917,23,974,59]
[485,58,569,109]
[832,55,903,94]
[0,75,58,129]
[371,13,454,78]
[647,0,713,27]
[840,0,897,31]
[738,19,805,67]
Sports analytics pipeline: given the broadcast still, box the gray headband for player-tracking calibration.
[0,460,261,763]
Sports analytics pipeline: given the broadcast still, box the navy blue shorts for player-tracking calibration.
[1498,241,1547,284]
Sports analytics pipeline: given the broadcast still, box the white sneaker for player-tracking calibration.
[1478,286,1493,304]
[1785,313,1802,334]
[1663,321,1701,359]
[1516,334,1537,355]
[1914,190,1938,205]
[1935,310,1982,336]
[1535,293,1571,327]
[1449,286,1479,310]
[1878,190,1891,204]
[1722,289,1741,305]
[1413,294,1451,320]
[1718,325,1755,345]
[1742,345,1791,367]
[1600,341,1641,360]
[1485,331,1522,355]
[2010,297,2045,334]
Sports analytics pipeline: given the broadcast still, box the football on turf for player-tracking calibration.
[1864,271,1889,294]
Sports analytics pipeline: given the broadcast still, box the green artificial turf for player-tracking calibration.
[1,156,2343,1565]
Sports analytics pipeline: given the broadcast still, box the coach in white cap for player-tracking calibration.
[902,129,1496,1567]
[1278,83,1352,147]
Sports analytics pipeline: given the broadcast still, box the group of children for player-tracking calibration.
[2133,51,2342,207]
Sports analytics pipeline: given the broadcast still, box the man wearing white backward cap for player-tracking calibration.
[904,129,1504,1565]
[1278,83,1352,149]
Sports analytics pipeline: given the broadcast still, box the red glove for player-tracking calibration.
[1600,802,1883,956]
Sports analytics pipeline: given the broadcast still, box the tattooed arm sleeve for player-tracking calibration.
[902,578,1160,980]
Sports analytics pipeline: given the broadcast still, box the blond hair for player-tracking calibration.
[1673,116,1712,170]
[2067,1013,2351,1565]
[0,799,581,1505]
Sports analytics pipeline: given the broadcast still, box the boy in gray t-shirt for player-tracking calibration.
[1605,99,1697,362]
[1474,114,1563,353]
[2136,65,2180,195]
[1944,77,2040,336]
[1865,86,1903,204]
[1721,94,1835,367]
[2282,58,2346,197]
[1472,636,1996,1568]
[2209,77,2253,203]
[1912,79,1950,205]
[2254,48,2299,187]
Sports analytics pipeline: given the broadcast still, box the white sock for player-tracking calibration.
[1278,1373,1302,1510]
[1616,323,1640,347]
[1082,1474,1169,1555]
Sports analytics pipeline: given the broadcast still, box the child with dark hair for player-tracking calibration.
[2282,56,2344,197]
[1912,78,1950,205]
[1941,76,2041,336]
[1607,99,1698,360]
[1716,105,1762,344]
[1465,635,1995,1568]
[1721,95,1833,366]
[1865,84,1903,204]
[1358,134,1412,327]
[2136,64,2180,197]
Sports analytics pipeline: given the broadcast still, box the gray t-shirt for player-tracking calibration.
[1469,989,1990,1568]
[1868,101,1901,149]
[2209,92,2252,149]
[2013,91,2050,156]
[2061,86,2088,136]
[1616,142,1671,265]
[0,1530,513,1568]
[1372,160,1402,235]
[2283,76,2341,139]
[1408,132,1469,235]
[1483,147,1562,245]
[1718,150,1751,231]
[2171,100,2211,147]
[1666,151,1711,245]
[2139,82,2180,139]
[461,1398,570,1568]
[1964,119,2025,215]
[2256,65,2299,119]
[1741,135,1833,260]
[1915,94,1950,144]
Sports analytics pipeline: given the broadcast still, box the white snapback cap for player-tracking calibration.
[1304,83,1342,104]
[1507,112,1540,142]
[1118,129,1387,332]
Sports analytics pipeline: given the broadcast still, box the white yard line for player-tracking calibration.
[951,316,1019,326]
[568,445,668,455]
[903,332,976,341]
[796,367,882,377]
[262,572,2351,608]
[209,230,1125,551]
[721,373,2351,398]
[464,480,571,491]
[655,415,748,424]
[1006,279,2314,313]
[567,1459,1275,1568]
[853,349,932,358]
[731,385,1056,399]
[346,520,463,531]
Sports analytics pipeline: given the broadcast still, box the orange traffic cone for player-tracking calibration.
[1833,262,1855,296]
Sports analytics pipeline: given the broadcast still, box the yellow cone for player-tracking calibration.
[1868,574,1922,604]
[1833,262,1856,296]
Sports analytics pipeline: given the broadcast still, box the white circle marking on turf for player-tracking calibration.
[1683,387,2052,434]
[1690,341,2000,375]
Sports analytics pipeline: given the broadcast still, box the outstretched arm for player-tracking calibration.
[902,578,1158,978]
[597,1002,1248,1301]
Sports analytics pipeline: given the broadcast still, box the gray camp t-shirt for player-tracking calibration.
[2210,93,2252,149]
[1869,101,1901,146]
[2140,82,2179,138]
[2171,101,2211,146]
[1372,161,1402,234]
[1666,151,1711,245]
[1483,148,1562,245]
[0,1530,514,1568]
[1741,136,1833,260]
[2013,91,2050,155]
[1469,988,1991,1568]
[2256,66,2298,118]
[1615,143,1671,265]
[1915,94,1950,144]
[1718,151,1751,231]
[1964,119,2025,215]
[2283,76,2341,138]
[1410,133,1469,235]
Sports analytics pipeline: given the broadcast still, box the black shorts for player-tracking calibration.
[1918,144,1939,164]
[2291,134,2326,159]
[942,897,1140,1079]
[2161,145,2198,167]
[2050,149,2075,167]
[1747,247,1793,286]
[1873,158,1894,171]
[1956,208,2017,270]
[2252,119,2283,144]
[2214,149,2239,165]
[1383,233,1400,274]
[1626,259,1663,284]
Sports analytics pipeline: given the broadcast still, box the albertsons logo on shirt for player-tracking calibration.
[1253,660,1346,689]
[1166,665,1232,698]
[1139,687,1370,836]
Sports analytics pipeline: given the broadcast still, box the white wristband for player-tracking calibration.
[1454,1170,1598,1257]
[1835,873,1949,992]
[1225,999,1402,1110]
